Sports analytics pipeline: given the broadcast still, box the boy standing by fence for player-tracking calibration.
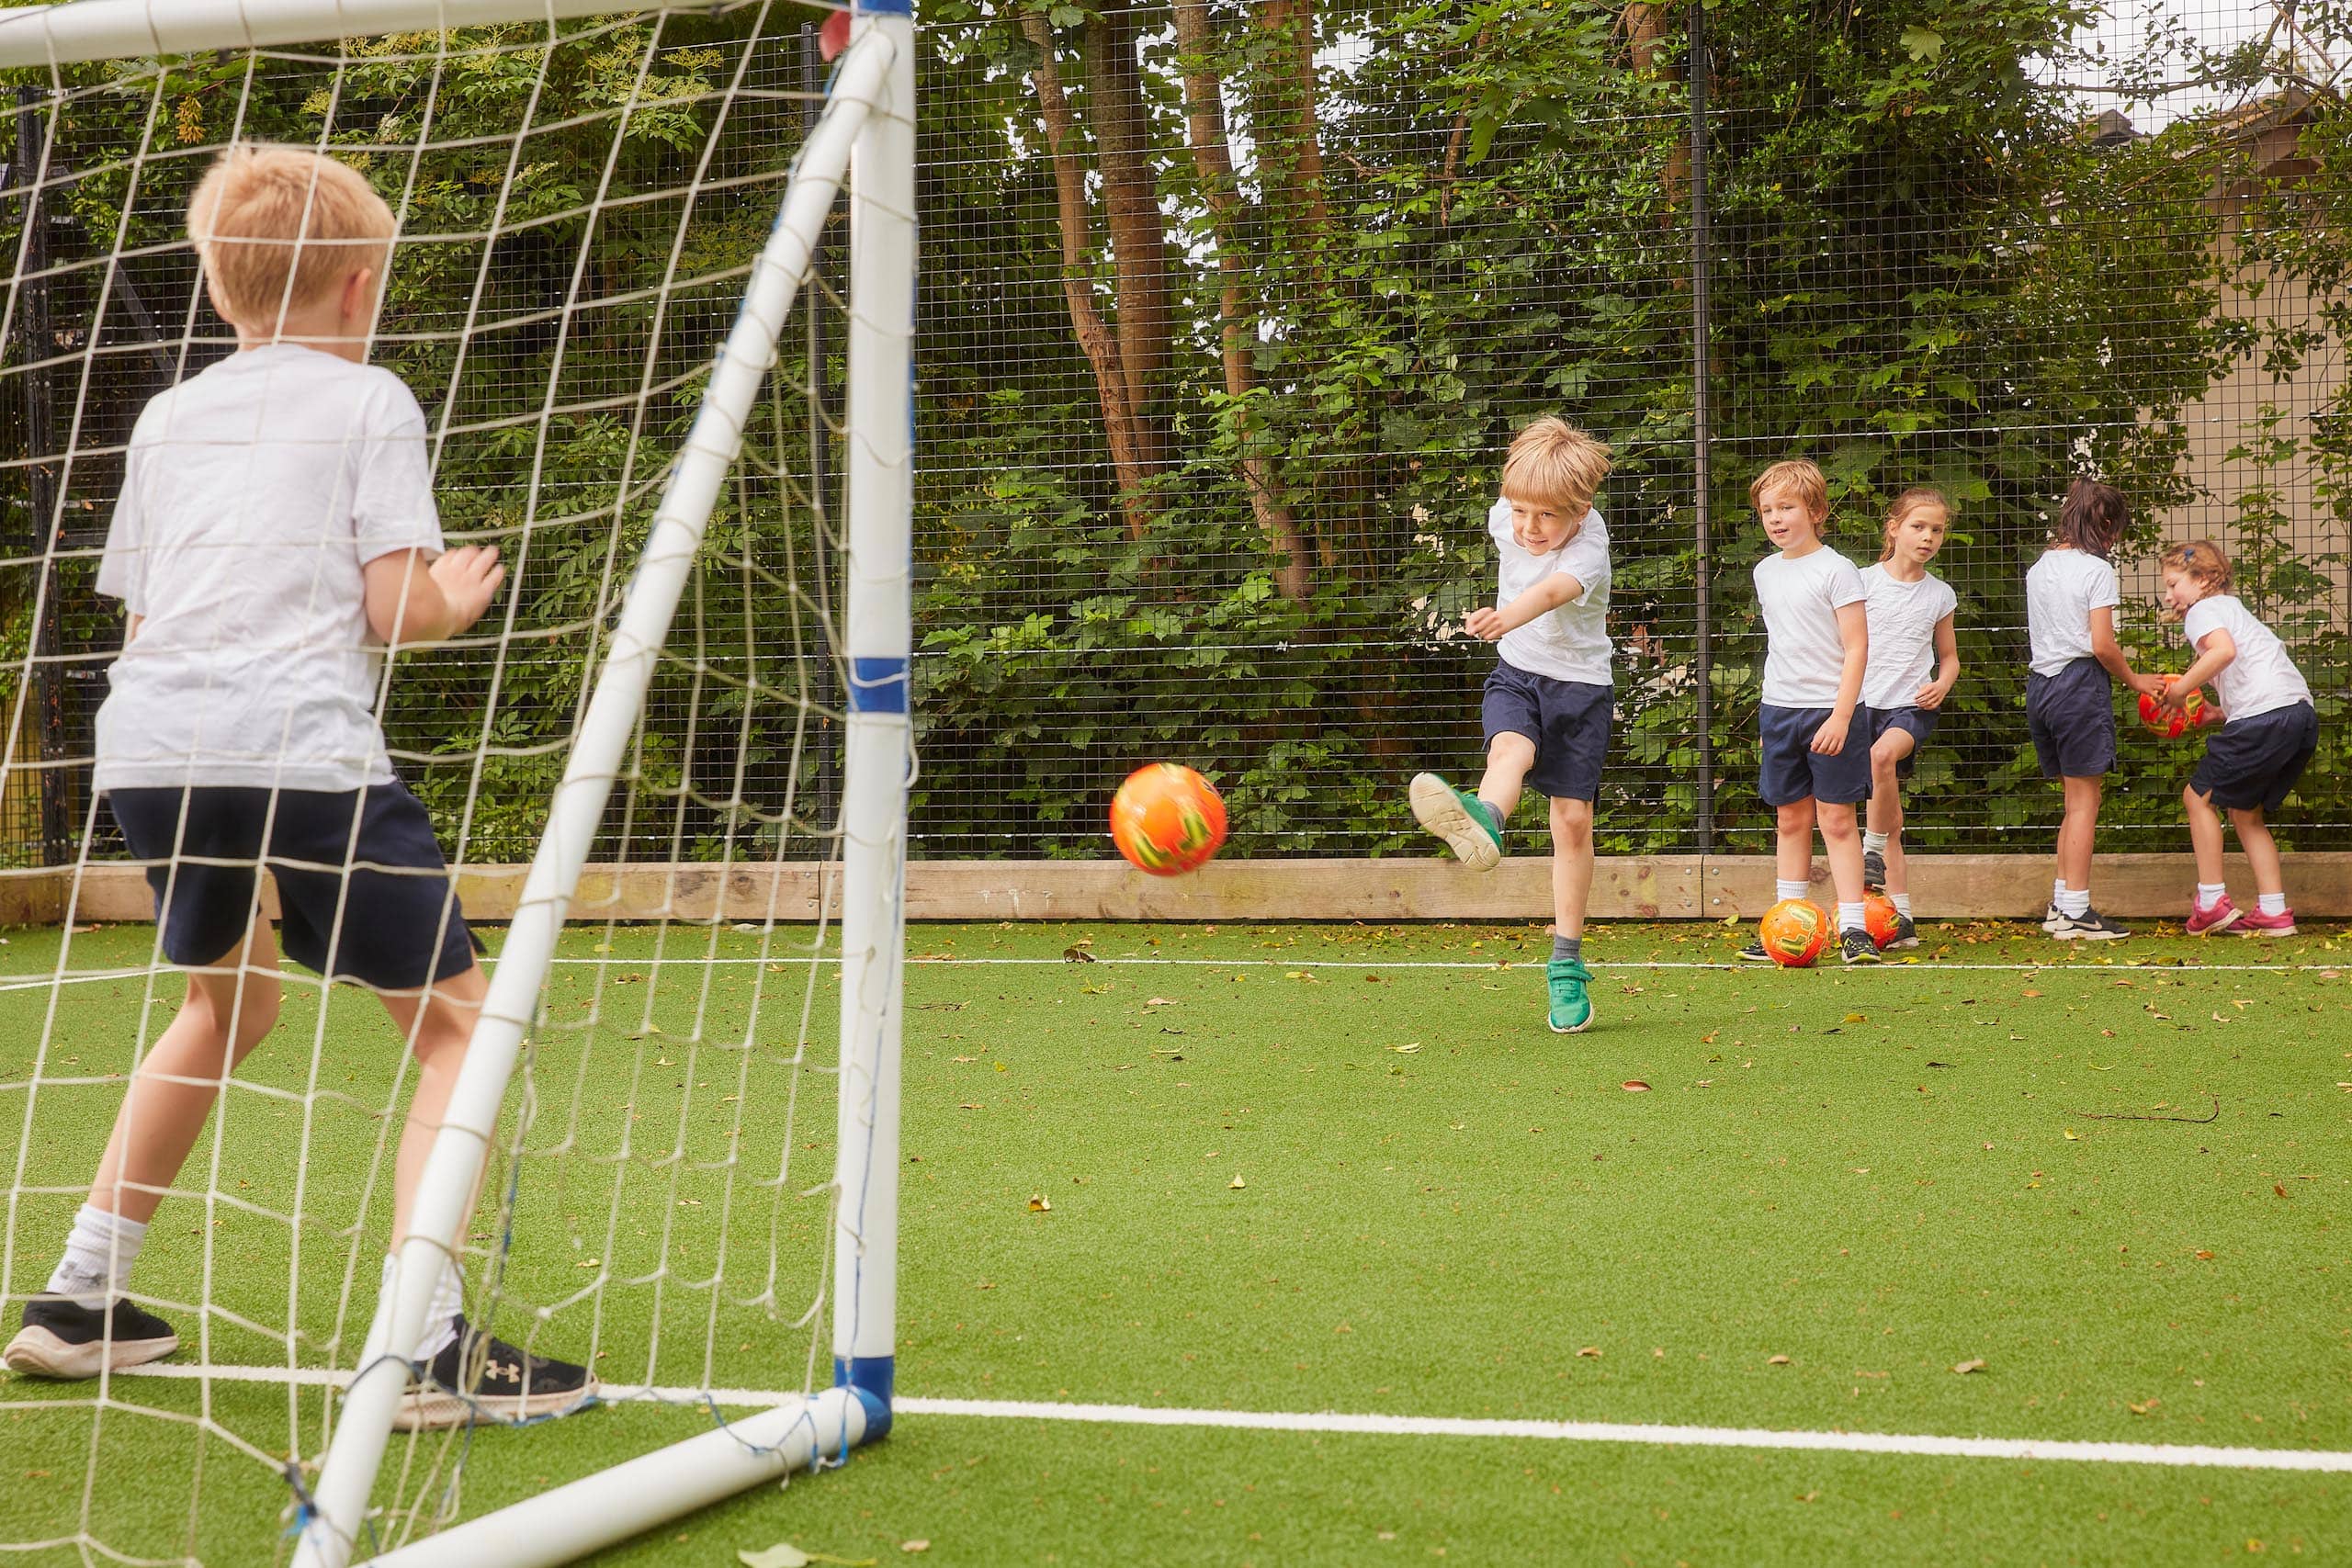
[3,146,591,1430]
[1739,459,1880,965]
[1410,417,1615,1033]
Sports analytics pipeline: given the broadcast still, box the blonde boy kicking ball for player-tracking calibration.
[1410,417,1614,1032]
[2,147,594,1429]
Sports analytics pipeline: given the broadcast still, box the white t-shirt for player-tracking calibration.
[1859,564,1958,712]
[94,344,445,793]
[2026,547,2119,677]
[1753,546,1867,707]
[1487,499,1611,685]
[2181,594,2312,722]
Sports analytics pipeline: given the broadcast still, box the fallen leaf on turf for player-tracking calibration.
[959,1102,982,1111]
[1389,1042,1422,1055]
[2064,1129,2078,1140]
[1851,1168,1870,1175]
[1062,945,1095,964]
[1767,1354,1791,1365]
[1701,1031,1718,1044]
[741,1547,811,1568]
[1952,1359,1985,1375]
[2276,1184,2289,1198]
[951,1055,977,1064]
[1027,1195,1051,1213]
[1145,998,1175,1007]
[1577,1346,1600,1358]
[1797,1491,1819,1503]
[2196,1250,2214,1260]
[2128,1398,2159,1416]
[2021,988,2042,998]
[901,1543,930,1555]
[1229,1175,1246,1190]
[1621,1080,1650,1092]
[1842,1012,1868,1024]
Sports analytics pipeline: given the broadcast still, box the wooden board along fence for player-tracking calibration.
[6,854,2350,928]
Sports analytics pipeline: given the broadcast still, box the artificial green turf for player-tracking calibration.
[4,918,2349,1564]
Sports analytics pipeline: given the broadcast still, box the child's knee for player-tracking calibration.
[1870,744,1902,782]
[1487,732,1535,769]
[1817,805,1859,839]
[232,981,283,1052]
[1775,802,1815,834]
[1550,796,1593,841]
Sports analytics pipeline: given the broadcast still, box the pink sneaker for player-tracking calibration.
[2185,896,2241,936]
[2236,907,2297,937]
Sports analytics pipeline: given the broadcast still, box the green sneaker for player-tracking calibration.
[1409,773,1503,871]
[1546,958,1594,1033]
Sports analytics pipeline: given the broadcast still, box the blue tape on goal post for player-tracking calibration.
[849,656,910,714]
[853,0,913,14]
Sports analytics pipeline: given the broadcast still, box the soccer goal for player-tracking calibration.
[0,2,911,1563]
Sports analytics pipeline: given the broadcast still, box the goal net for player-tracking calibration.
[0,3,912,1564]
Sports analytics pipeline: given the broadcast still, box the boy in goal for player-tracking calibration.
[1409,417,1615,1033]
[3,147,594,1429]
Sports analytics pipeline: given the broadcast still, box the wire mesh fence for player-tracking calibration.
[4,0,2346,868]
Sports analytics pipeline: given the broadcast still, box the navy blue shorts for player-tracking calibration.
[1481,663,1611,802]
[1869,705,1938,780]
[2027,658,2116,779]
[2191,702,2317,812]
[1758,703,1874,807]
[107,782,478,990]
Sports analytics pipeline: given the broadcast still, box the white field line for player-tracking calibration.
[96,1362,2352,1472]
[5,956,2345,992]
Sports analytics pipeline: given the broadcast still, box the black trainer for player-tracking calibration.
[1840,929,1882,964]
[3,1295,179,1379]
[2052,908,2131,942]
[1862,849,1886,891]
[1883,913,1919,950]
[392,1315,599,1430]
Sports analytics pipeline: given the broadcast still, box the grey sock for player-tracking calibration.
[1552,935,1581,964]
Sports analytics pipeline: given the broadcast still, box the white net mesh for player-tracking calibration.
[0,4,882,1559]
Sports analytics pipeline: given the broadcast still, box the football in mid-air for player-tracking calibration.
[1863,892,1902,950]
[2137,676,2206,739]
[1758,897,1831,968]
[1110,763,1227,876]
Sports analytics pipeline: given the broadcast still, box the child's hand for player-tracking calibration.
[430,545,505,633]
[1810,716,1848,755]
[2129,672,2166,700]
[1464,606,1508,642]
[1914,681,1948,711]
[2156,677,2192,713]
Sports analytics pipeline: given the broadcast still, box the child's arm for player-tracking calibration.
[1810,601,1869,754]
[1916,613,1960,710]
[2089,605,2164,698]
[1465,571,1588,642]
[2163,626,2236,711]
[364,545,506,648]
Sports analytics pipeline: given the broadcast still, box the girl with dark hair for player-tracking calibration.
[2023,479,2164,940]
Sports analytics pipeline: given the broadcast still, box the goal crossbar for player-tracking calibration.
[0,0,698,68]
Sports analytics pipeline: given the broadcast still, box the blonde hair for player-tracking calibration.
[1500,417,1612,517]
[1879,487,1951,561]
[1749,458,1828,521]
[2161,538,2233,594]
[188,146,395,330]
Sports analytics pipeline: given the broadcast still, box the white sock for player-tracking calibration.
[1891,893,1912,919]
[381,1254,468,1361]
[2052,878,2067,907]
[1837,900,1865,934]
[48,1204,148,1308]
[2258,892,2287,917]
[1776,879,1808,903]
[1862,830,1888,855]
[2058,886,2090,919]
[2195,883,2226,913]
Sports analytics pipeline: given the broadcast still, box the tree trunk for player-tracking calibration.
[1021,12,1154,541]
[1172,0,1310,603]
[1084,4,1172,473]
[1626,3,1689,206]
[1255,0,1337,293]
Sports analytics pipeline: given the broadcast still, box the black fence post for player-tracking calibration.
[14,85,70,867]
[1687,2,1716,854]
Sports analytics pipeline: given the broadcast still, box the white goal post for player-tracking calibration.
[0,1,914,1564]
